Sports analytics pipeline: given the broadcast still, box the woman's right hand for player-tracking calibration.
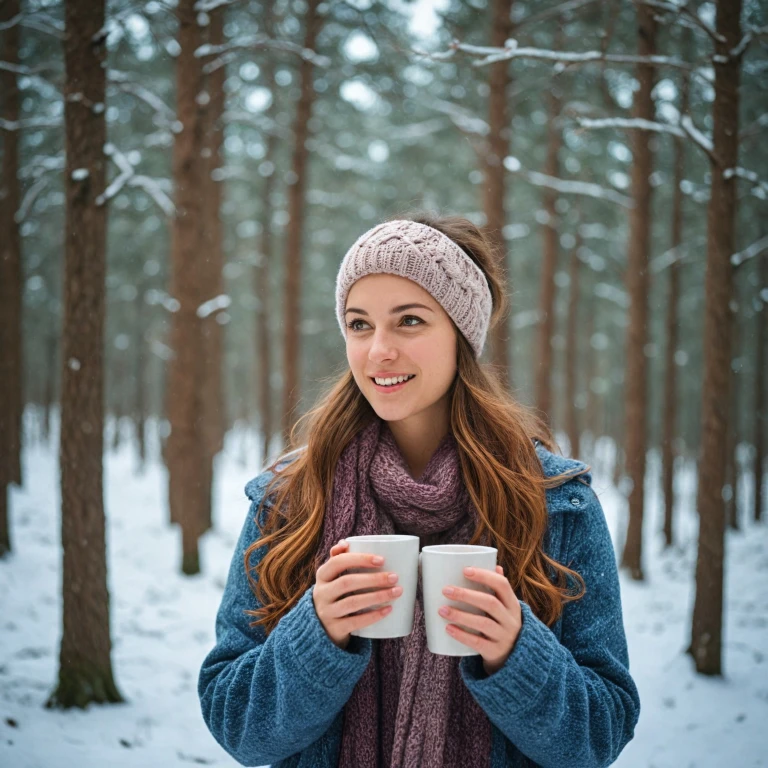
[312,540,402,650]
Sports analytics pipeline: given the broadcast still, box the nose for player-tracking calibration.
[368,327,399,363]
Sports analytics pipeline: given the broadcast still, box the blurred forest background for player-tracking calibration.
[1,0,767,743]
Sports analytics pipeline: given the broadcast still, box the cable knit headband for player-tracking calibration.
[334,219,493,359]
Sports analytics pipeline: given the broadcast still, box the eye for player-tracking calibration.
[346,315,424,332]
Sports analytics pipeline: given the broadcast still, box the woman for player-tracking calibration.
[198,214,640,767]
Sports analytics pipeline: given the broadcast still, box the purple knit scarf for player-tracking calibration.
[314,418,493,768]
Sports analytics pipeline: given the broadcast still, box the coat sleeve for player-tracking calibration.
[197,471,373,767]
[459,480,640,768]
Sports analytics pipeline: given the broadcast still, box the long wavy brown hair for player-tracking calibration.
[245,211,589,636]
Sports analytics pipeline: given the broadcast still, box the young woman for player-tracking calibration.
[198,214,640,768]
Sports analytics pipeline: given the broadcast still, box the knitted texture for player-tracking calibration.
[197,440,642,768]
[335,220,493,358]
[313,419,492,768]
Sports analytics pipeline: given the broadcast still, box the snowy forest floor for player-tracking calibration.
[1,411,767,768]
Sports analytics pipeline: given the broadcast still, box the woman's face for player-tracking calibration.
[344,273,458,427]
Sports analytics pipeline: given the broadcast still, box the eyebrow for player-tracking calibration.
[344,302,435,316]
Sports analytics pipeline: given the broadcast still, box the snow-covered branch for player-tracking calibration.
[197,294,232,319]
[17,176,50,223]
[0,115,62,131]
[430,38,704,81]
[0,11,64,38]
[649,237,706,273]
[0,11,65,39]
[194,0,242,10]
[108,70,176,128]
[96,144,175,216]
[194,35,331,68]
[504,156,634,208]
[388,118,447,144]
[202,50,238,75]
[731,25,768,60]
[575,114,717,164]
[732,235,768,268]
[724,167,768,197]
[635,0,725,45]
[427,97,489,136]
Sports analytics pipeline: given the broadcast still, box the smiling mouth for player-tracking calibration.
[369,375,416,391]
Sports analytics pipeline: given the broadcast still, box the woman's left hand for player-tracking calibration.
[439,565,522,676]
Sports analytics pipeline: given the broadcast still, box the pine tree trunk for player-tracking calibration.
[725,307,740,530]
[565,233,581,459]
[688,0,742,677]
[755,255,766,523]
[662,31,690,549]
[0,0,22,557]
[43,333,57,443]
[199,6,227,533]
[535,87,562,429]
[166,0,207,573]
[281,0,322,447]
[256,5,278,467]
[620,2,657,581]
[484,0,513,388]
[47,0,123,709]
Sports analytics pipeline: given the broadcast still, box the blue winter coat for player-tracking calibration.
[198,442,640,767]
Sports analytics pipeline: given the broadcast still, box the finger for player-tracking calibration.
[317,551,384,583]
[333,583,402,619]
[461,566,516,610]
[444,622,493,653]
[339,602,393,635]
[330,570,398,602]
[442,583,505,620]
[438,606,502,641]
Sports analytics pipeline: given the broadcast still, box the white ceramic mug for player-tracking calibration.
[346,534,420,639]
[420,544,498,656]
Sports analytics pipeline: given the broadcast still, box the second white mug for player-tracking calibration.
[420,544,498,656]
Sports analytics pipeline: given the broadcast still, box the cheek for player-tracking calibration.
[411,336,456,380]
[346,344,367,375]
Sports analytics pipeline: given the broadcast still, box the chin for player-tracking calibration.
[370,404,412,422]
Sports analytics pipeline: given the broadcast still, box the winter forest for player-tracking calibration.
[1,0,767,765]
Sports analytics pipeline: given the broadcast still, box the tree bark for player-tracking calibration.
[688,0,742,677]
[42,332,57,443]
[0,0,23,557]
[755,255,766,523]
[565,232,581,459]
[725,306,740,530]
[484,0,513,388]
[47,0,123,708]
[199,6,227,532]
[166,0,207,574]
[535,87,562,429]
[256,5,278,466]
[662,30,690,549]
[281,0,322,447]
[620,2,657,581]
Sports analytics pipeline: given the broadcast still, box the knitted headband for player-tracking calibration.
[334,219,493,359]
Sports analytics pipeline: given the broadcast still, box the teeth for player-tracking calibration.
[374,374,415,386]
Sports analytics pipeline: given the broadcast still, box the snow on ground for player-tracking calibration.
[1,409,766,767]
